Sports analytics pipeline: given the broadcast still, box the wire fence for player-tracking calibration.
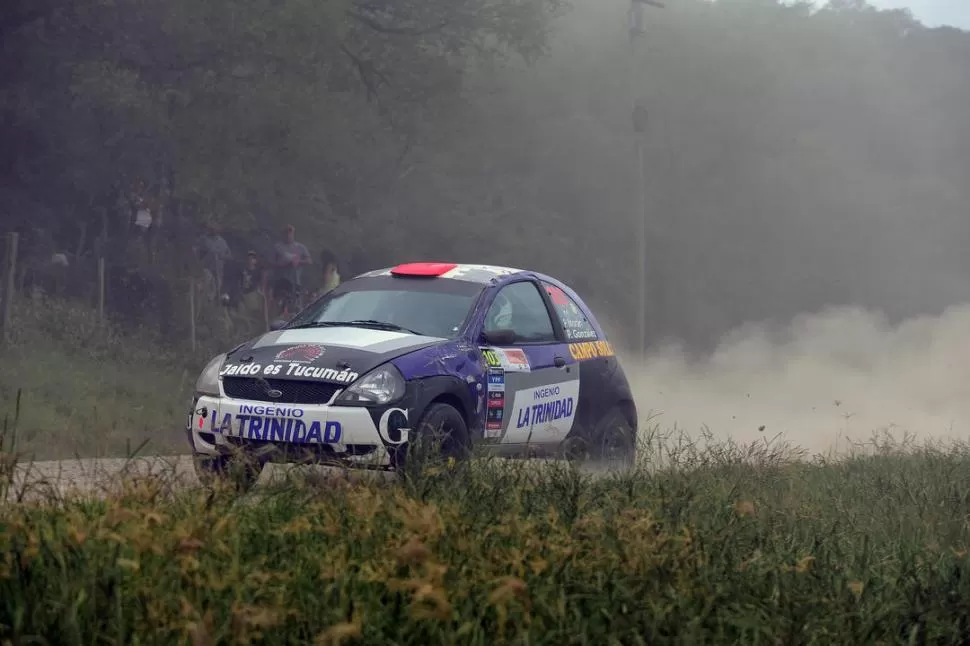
[0,231,285,350]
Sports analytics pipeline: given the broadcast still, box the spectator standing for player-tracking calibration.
[131,178,153,236]
[320,250,341,295]
[272,224,312,316]
[224,250,267,335]
[196,222,232,301]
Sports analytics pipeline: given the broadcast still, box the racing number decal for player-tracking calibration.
[482,349,502,368]
[480,347,531,372]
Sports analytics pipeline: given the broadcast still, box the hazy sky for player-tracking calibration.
[868,0,970,28]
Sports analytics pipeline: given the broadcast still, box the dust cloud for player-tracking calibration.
[618,303,970,455]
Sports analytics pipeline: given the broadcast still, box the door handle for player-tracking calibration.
[554,356,566,368]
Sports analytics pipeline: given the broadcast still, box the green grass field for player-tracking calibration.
[3,434,970,644]
[0,296,233,460]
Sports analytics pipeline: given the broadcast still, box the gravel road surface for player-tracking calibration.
[7,455,400,501]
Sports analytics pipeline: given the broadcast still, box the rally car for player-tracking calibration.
[187,262,638,489]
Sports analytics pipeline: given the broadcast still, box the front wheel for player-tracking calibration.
[193,453,262,493]
[397,402,471,473]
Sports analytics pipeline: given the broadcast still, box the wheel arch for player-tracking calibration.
[428,392,469,425]
[409,375,478,434]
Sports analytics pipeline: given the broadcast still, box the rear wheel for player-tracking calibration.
[399,403,471,471]
[562,407,636,473]
[193,453,262,493]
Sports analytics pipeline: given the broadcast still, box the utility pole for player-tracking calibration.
[628,0,663,362]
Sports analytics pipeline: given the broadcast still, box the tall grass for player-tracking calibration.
[3,429,970,644]
[0,295,240,460]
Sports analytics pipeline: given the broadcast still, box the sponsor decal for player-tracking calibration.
[481,347,531,373]
[219,362,264,377]
[544,284,571,306]
[514,383,575,430]
[284,364,359,382]
[443,264,518,280]
[485,409,504,437]
[503,349,529,371]
[502,379,580,442]
[219,362,359,383]
[210,405,342,443]
[487,367,505,389]
[485,367,505,437]
[568,340,615,361]
[274,344,325,364]
[239,404,304,417]
[378,407,410,445]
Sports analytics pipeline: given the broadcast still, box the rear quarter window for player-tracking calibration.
[542,282,599,341]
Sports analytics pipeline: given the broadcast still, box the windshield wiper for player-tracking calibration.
[286,319,422,335]
[344,320,422,335]
[285,321,347,330]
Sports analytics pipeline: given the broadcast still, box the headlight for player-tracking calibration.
[335,363,405,405]
[195,354,226,396]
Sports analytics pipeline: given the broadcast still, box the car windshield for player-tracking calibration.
[287,277,483,339]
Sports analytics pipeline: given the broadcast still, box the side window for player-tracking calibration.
[484,281,556,343]
[541,282,598,341]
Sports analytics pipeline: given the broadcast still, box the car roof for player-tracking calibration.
[354,262,528,285]
[347,261,603,335]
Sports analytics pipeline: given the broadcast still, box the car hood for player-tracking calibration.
[219,326,447,384]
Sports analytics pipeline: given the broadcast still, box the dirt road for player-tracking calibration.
[8,455,399,500]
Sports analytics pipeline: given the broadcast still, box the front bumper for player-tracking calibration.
[186,395,396,468]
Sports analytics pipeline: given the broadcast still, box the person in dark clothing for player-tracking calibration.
[224,250,267,333]
[271,224,312,317]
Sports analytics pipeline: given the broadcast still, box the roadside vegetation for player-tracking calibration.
[3,430,970,644]
[0,296,232,461]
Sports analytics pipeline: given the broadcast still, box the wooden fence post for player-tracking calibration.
[3,233,18,345]
[189,276,197,351]
[262,292,269,332]
[97,256,105,324]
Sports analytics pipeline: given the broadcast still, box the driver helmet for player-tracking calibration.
[487,292,513,329]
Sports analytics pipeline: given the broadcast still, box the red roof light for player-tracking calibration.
[390,262,458,277]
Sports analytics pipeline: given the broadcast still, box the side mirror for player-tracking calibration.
[269,318,288,331]
[482,329,516,346]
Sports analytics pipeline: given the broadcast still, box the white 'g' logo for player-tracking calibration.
[378,408,410,445]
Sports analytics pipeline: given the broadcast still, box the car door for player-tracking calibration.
[477,279,580,449]
[538,280,617,437]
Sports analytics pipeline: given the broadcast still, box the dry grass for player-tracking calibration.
[3,428,970,644]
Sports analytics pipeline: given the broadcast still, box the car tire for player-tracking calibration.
[560,407,636,472]
[400,402,471,470]
[193,453,262,493]
[591,406,637,472]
